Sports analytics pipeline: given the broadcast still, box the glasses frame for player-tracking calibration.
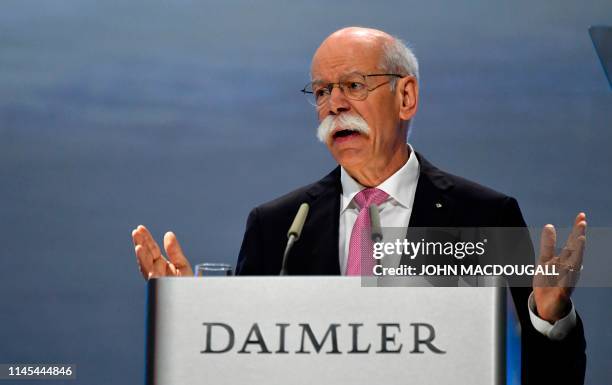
[301,73,405,106]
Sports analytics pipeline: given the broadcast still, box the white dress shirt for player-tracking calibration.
[338,145,576,340]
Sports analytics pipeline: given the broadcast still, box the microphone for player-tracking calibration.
[280,203,310,275]
[369,204,383,242]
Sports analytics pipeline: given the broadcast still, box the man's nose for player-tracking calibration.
[327,85,351,115]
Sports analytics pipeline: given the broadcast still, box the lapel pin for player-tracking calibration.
[435,203,442,208]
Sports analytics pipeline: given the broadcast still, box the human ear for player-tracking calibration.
[398,76,418,121]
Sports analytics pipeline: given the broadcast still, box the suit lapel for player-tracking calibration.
[409,152,454,228]
[297,167,342,274]
[402,153,456,268]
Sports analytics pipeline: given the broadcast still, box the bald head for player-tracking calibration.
[312,28,389,77]
[317,27,394,55]
[311,27,419,82]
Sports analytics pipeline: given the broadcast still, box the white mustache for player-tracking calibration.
[316,114,371,143]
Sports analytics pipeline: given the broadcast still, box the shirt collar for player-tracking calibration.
[340,144,420,212]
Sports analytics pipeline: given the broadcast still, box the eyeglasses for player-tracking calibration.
[301,73,404,107]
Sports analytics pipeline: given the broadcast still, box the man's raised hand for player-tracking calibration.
[131,225,193,279]
[533,213,587,322]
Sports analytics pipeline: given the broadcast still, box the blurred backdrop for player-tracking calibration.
[1,0,611,384]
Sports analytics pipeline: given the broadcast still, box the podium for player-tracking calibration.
[145,277,520,385]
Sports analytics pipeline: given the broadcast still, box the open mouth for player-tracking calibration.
[333,129,361,140]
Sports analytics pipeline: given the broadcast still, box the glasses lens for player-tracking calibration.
[341,74,368,101]
[302,83,318,106]
[302,74,369,107]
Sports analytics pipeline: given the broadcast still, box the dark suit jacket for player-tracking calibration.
[236,152,586,385]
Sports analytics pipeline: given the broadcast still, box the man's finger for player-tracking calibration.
[567,212,587,254]
[133,226,173,279]
[152,254,168,277]
[559,215,587,261]
[132,227,147,248]
[134,244,153,279]
[167,261,178,276]
[539,224,556,264]
[132,225,161,259]
[164,231,193,276]
[136,225,164,262]
[565,221,587,269]
[567,213,586,247]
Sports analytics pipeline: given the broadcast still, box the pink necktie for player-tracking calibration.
[346,188,389,276]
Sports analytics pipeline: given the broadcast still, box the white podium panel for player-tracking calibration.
[146,277,518,385]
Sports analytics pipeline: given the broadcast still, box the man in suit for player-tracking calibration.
[132,27,586,384]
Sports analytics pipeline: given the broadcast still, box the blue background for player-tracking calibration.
[1,0,611,383]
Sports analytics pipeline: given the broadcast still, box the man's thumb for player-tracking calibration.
[163,231,189,266]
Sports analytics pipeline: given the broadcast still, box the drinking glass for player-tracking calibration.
[194,263,233,277]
